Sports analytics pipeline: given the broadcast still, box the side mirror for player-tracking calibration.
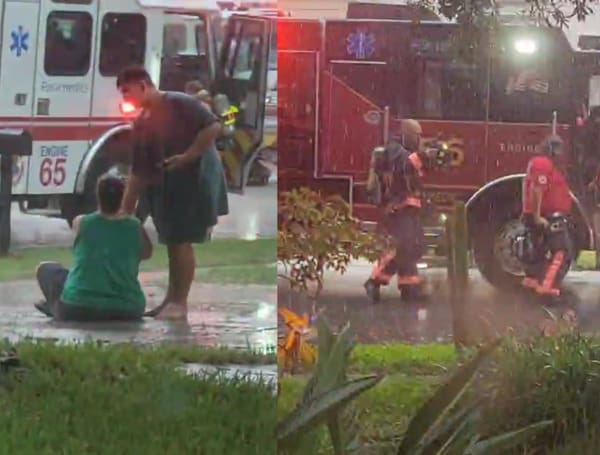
[0,129,32,156]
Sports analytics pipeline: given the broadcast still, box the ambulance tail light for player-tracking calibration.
[119,100,137,115]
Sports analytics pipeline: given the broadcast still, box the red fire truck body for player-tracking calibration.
[278,17,600,289]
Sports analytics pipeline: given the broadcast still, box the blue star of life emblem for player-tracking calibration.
[10,26,29,57]
[346,31,376,59]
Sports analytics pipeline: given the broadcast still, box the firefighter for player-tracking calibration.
[579,107,600,196]
[520,134,574,300]
[364,119,442,303]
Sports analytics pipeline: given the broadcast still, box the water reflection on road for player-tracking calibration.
[0,280,277,352]
[279,266,600,344]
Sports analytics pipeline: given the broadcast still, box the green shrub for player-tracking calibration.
[278,187,387,297]
[478,334,600,451]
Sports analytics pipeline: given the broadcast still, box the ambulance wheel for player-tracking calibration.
[472,211,571,291]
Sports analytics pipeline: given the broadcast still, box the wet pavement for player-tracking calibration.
[10,182,276,248]
[1,271,277,351]
[278,261,600,344]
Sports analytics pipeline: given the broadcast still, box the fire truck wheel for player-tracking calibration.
[472,214,571,290]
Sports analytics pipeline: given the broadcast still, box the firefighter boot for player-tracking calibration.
[535,286,572,307]
[364,279,381,304]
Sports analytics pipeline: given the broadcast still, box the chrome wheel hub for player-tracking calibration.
[493,218,526,276]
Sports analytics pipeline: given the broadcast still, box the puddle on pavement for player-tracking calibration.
[280,268,600,344]
[0,280,277,351]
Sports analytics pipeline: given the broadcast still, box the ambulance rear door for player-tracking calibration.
[214,14,270,192]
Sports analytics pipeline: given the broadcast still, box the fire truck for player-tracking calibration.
[278,16,600,290]
[0,0,272,224]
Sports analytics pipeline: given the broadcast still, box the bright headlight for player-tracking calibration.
[514,38,537,55]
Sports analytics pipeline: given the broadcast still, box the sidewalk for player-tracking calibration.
[0,271,277,352]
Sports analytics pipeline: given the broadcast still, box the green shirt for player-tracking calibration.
[60,213,146,313]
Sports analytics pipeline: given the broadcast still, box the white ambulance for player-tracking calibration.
[0,0,271,223]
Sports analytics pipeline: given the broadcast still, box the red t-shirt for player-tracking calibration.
[522,156,572,216]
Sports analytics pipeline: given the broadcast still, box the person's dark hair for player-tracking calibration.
[116,65,153,89]
[590,106,600,120]
[96,174,125,215]
[184,80,204,94]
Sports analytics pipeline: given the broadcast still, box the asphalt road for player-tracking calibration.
[278,262,600,343]
[9,182,277,248]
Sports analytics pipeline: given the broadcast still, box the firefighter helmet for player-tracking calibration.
[540,134,564,158]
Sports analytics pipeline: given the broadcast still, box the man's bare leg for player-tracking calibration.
[156,243,195,320]
[144,245,178,316]
[144,271,175,317]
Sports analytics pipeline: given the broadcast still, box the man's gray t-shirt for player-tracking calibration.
[131,91,219,181]
[130,91,229,243]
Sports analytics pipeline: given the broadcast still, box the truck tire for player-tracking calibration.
[248,160,271,186]
[471,206,572,291]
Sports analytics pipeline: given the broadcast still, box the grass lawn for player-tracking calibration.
[0,341,276,454]
[0,238,276,283]
[575,250,597,270]
[194,264,276,285]
[278,343,457,454]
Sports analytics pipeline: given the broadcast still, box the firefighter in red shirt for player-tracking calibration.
[364,119,444,303]
[520,134,574,299]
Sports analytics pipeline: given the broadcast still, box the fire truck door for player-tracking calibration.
[214,15,269,192]
[278,50,317,174]
[0,0,40,194]
[29,1,97,195]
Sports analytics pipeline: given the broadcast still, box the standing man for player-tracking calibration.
[577,107,600,202]
[520,135,574,299]
[117,66,229,320]
[364,119,441,303]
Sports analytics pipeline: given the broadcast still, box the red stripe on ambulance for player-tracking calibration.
[0,117,127,141]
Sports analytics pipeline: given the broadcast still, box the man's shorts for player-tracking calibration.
[146,148,229,245]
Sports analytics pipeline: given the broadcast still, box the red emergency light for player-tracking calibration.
[119,100,138,115]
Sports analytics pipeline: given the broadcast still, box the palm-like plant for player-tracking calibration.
[278,318,382,454]
[397,339,552,455]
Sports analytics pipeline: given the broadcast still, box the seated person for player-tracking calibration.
[34,174,152,321]
[184,80,214,112]
[184,79,203,95]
